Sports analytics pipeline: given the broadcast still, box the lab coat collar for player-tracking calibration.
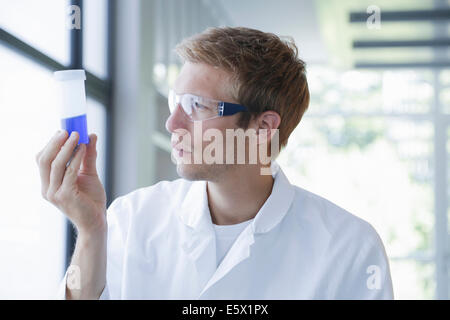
[252,161,295,234]
[178,160,295,235]
[179,180,212,231]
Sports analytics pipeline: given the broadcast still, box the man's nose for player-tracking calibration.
[165,104,190,134]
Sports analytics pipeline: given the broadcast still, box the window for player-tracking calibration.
[0,0,112,298]
[277,65,447,299]
[0,0,69,64]
[0,46,66,298]
[83,0,107,79]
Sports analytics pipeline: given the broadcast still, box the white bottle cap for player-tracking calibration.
[54,69,87,119]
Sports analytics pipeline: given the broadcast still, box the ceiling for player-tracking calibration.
[217,0,450,69]
[217,0,329,65]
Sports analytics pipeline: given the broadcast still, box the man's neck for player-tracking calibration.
[206,165,274,226]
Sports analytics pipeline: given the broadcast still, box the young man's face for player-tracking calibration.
[165,62,246,181]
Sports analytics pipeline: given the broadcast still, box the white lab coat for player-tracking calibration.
[57,161,394,299]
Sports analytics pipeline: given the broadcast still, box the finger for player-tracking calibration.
[37,130,69,198]
[47,131,80,199]
[61,143,86,188]
[35,130,61,165]
[80,133,98,176]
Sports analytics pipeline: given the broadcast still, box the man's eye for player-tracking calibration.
[194,102,207,109]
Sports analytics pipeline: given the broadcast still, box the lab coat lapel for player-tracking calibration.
[199,226,255,297]
[178,181,217,291]
[181,228,216,291]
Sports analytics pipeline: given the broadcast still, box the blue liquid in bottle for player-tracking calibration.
[61,114,90,145]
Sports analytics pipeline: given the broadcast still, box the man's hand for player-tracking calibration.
[35,130,107,235]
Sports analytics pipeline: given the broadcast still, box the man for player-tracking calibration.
[37,27,393,299]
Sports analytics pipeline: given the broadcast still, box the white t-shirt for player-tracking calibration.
[213,219,253,267]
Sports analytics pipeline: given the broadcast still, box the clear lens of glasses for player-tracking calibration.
[168,90,219,121]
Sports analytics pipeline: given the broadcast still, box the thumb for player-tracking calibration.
[80,133,99,176]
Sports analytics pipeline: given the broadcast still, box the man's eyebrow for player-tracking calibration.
[178,90,219,101]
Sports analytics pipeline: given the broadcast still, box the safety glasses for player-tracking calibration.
[168,89,248,121]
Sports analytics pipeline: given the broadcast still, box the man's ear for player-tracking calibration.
[256,111,281,145]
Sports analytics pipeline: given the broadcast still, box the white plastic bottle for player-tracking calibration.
[53,69,89,145]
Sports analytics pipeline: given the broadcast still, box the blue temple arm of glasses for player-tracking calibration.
[220,102,248,116]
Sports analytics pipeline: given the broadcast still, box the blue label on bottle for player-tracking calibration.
[61,114,89,145]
